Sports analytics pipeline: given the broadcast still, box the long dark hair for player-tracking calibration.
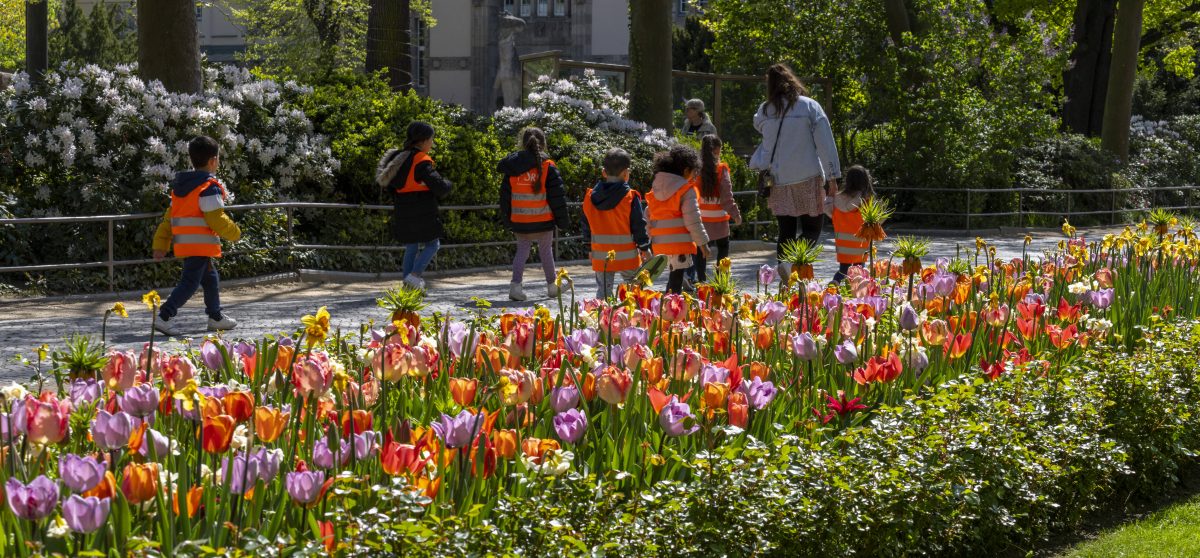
[520,127,548,192]
[765,63,809,117]
[699,134,723,199]
[404,121,435,150]
[842,165,875,199]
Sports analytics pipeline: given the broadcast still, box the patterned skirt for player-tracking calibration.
[767,175,825,218]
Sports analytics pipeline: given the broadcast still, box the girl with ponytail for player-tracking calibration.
[498,127,570,301]
[691,134,742,282]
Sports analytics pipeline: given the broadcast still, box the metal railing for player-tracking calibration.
[1,185,1196,292]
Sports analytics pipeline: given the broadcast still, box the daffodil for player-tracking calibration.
[555,268,572,288]
[35,344,49,361]
[1024,235,1033,245]
[605,250,616,261]
[302,306,332,347]
[173,379,203,412]
[636,270,652,287]
[1061,219,1076,238]
[110,302,128,318]
[142,290,161,311]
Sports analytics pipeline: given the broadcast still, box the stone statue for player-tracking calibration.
[0,72,12,89]
[493,11,526,108]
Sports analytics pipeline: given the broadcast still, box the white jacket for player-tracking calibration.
[750,95,842,185]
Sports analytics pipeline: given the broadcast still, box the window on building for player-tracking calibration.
[503,0,515,14]
[537,0,549,17]
[678,0,689,14]
[519,0,532,17]
[414,18,427,88]
[553,0,567,16]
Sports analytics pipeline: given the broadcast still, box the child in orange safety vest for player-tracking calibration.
[824,165,874,283]
[691,134,743,283]
[151,136,242,337]
[499,127,571,301]
[581,148,651,300]
[646,145,711,294]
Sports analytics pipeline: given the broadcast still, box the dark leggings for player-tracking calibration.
[692,237,731,282]
[832,263,852,283]
[667,269,687,294]
[776,215,824,260]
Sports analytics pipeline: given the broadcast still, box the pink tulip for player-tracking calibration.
[293,351,333,397]
[101,350,138,392]
[160,355,196,390]
[13,392,71,445]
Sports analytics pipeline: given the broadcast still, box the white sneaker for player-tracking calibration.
[509,282,526,301]
[546,281,561,299]
[403,275,426,290]
[154,316,182,337]
[208,314,238,331]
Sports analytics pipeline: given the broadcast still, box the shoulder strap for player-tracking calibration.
[768,106,785,165]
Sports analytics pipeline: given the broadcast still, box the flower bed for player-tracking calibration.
[1,220,1198,556]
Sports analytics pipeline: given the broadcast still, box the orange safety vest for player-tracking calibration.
[832,205,868,264]
[395,151,433,194]
[647,185,697,256]
[170,179,227,258]
[582,189,641,272]
[698,162,730,223]
[509,159,556,224]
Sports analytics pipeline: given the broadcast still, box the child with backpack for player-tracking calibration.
[499,127,570,301]
[691,134,743,283]
[581,148,651,299]
[377,121,454,290]
[825,165,874,283]
[647,145,711,294]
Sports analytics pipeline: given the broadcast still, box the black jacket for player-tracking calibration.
[498,151,570,234]
[581,180,650,251]
[386,149,453,244]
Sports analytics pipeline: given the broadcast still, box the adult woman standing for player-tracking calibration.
[750,63,842,266]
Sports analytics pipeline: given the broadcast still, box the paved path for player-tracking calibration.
[0,228,1097,382]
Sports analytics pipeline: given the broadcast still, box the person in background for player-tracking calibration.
[647,145,710,294]
[499,127,571,301]
[681,98,718,137]
[691,134,743,283]
[825,165,874,283]
[151,136,241,336]
[377,121,454,290]
[582,148,651,299]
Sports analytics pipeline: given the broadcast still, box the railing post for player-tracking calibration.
[712,77,722,134]
[966,189,972,232]
[1018,189,1024,230]
[285,207,295,272]
[107,219,115,292]
[1111,186,1117,225]
[1066,190,1072,221]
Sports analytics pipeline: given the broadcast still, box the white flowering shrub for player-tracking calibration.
[0,64,338,217]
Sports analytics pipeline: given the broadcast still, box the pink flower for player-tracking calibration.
[160,355,196,390]
[293,351,333,397]
[13,392,71,445]
[101,350,138,392]
[670,348,703,381]
[661,294,687,322]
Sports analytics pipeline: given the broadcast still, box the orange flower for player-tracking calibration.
[200,396,225,420]
[1046,324,1079,349]
[520,437,560,458]
[82,471,116,500]
[415,475,441,501]
[595,366,633,405]
[580,372,597,401]
[852,353,904,384]
[922,319,950,346]
[493,429,518,459]
[945,334,973,360]
[172,485,203,518]
[121,462,159,504]
[341,409,373,437]
[202,414,236,454]
[223,391,254,423]
[754,327,774,350]
[947,311,977,334]
[728,391,748,428]
[701,382,730,411]
[319,520,336,553]
[449,378,479,407]
[749,361,770,380]
[254,407,289,444]
[476,345,510,373]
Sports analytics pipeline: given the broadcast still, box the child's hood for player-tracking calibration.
[589,180,632,210]
[170,170,217,197]
[497,150,546,176]
[649,172,691,201]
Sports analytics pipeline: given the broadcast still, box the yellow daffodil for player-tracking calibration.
[975,237,985,250]
[1024,235,1032,245]
[1061,219,1076,238]
[717,258,732,273]
[36,344,49,361]
[555,268,572,288]
[142,290,161,311]
[605,250,616,261]
[302,306,331,346]
[636,270,652,287]
[110,302,128,318]
[173,379,203,412]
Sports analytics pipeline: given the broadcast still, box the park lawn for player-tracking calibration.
[1063,494,1200,558]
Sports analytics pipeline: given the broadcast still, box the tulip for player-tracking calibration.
[833,341,859,365]
[68,378,101,407]
[202,415,236,454]
[563,328,598,355]
[922,319,950,346]
[431,410,483,449]
[659,396,698,437]
[661,294,686,322]
[549,385,580,413]
[137,428,171,461]
[223,391,254,423]
[505,321,536,358]
[221,453,260,495]
[791,332,818,361]
[728,392,749,428]
[5,476,59,520]
[852,353,904,384]
[749,361,770,380]
[623,344,652,371]
[91,410,136,451]
[1094,267,1115,288]
[381,438,423,477]
[13,392,71,444]
[739,377,777,410]
[898,303,922,331]
[758,264,779,286]
[200,340,226,370]
[552,409,587,444]
[160,355,196,390]
[254,407,289,444]
[903,346,930,374]
[619,327,648,349]
[671,348,703,380]
[313,437,351,469]
[595,366,633,405]
[353,431,380,460]
[701,382,731,411]
[493,429,518,459]
[449,378,479,407]
[121,462,158,505]
[60,454,107,493]
[1082,288,1115,309]
[101,350,138,392]
[118,384,159,417]
[82,471,117,500]
[340,409,373,438]
[293,351,334,397]
[173,486,203,518]
[286,470,326,505]
[62,495,110,534]
[499,368,536,406]
[758,301,787,325]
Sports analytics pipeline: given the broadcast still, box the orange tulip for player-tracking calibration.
[172,485,203,518]
[728,391,749,428]
[493,429,518,459]
[580,372,597,401]
[415,475,441,501]
[273,345,295,373]
[319,520,336,553]
[749,361,770,380]
[83,471,116,500]
[701,382,730,411]
[754,327,774,350]
[449,378,479,406]
[595,366,633,405]
[200,396,225,420]
[121,462,159,504]
[922,319,950,346]
[341,409,373,437]
[945,334,973,360]
[223,391,254,423]
[254,407,289,444]
[202,414,236,454]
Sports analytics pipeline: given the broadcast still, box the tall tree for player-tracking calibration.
[1101,0,1145,160]
[881,0,911,47]
[1062,0,1116,136]
[138,0,202,93]
[365,0,411,90]
[25,0,48,80]
[628,0,673,130]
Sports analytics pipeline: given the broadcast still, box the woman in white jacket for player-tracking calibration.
[750,63,842,265]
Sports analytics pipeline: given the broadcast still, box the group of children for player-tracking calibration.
[151,125,876,335]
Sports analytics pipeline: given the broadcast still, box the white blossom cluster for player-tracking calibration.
[1129,115,1181,140]
[1,64,338,216]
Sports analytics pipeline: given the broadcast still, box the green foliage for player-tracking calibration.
[232,0,369,79]
[0,0,26,72]
[50,0,136,68]
[51,333,106,375]
[672,16,714,73]
[1065,494,1200,557]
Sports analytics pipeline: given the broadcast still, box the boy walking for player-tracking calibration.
[581,148,651,299]
[151,136,241,336]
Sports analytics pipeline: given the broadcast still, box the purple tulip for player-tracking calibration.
[68,379,102,407]
[313,438,350,469]
[699,363,730,386]
[137,428,171,461]
[233,341,255,360]
[59,454,106,493]
[199,385,230,401]
[254,447,283,483]
[564,328,598,355]
[898,303,922,331]
[658,396,699,437]
[222,452,263,495]
[620,327,648,349]
[118,384,159,417]
[6,476,58,520]
[353,431,380,460]
[286,470,325,505]
[791,332,818,361]
[822,292,842,311]
[200,340,226,370]
[62,495,110,533]
[430,410,483,449]
[549,385,580,413]
[739,377,777,410]
[760,301,787,325]
[442,321,471,358]
[552,409,588,444]
[834,341,859,364]
[758,264,779,286]
[931,272,957,297]
[1083,288,1115,309]
[91,410,136,451]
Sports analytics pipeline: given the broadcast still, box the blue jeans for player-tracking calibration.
[160,256,222,320]
[403,240,440,276]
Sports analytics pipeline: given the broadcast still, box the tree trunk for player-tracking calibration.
[137,0,202,93]
[882,0,911,47]
[1100,0,1145,160]
[366,0,412,91]
[1062,0,1117,136]
[628,0,673,131]
[25,0,49,80]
